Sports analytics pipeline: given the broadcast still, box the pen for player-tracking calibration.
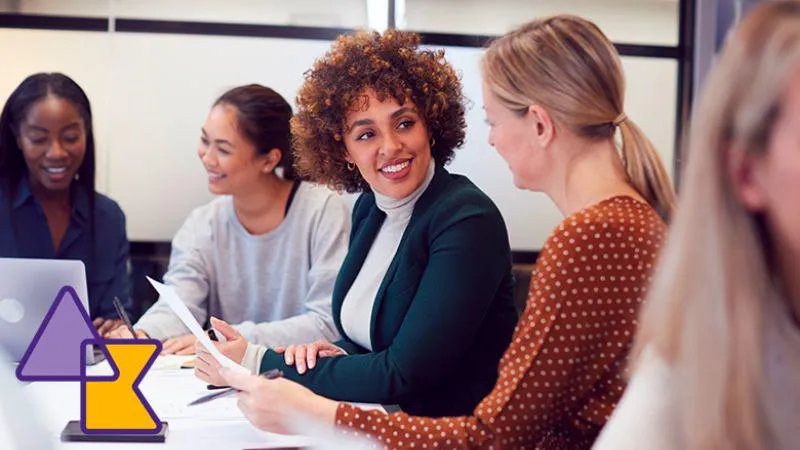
[201,328,224,381]
[188,369,283,406]
[207,328,219,341]
[112,296,137,339]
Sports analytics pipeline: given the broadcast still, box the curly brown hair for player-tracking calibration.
[291,29,467,193]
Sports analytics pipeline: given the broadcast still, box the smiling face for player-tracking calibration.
[342,91,432,199]
[17,95,87,193]
[197,103,274,196]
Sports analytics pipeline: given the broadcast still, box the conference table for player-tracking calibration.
[18,355,380,449]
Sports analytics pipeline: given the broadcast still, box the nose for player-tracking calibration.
[199,145,215,166]
[381,130,402,157]
[47,140,69,160]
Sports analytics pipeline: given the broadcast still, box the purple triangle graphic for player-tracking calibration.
[16,286,99,381]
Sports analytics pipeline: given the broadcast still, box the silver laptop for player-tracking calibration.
[0,258,94,364]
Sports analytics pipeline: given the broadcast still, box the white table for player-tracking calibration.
[15,356,379,449]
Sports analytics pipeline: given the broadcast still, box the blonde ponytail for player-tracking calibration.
[482,15,676,220]
[618,119,676,221]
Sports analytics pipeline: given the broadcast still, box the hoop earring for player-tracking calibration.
[429,137,436,148]
[346,162,355,171]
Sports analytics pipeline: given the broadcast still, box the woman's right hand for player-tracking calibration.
[204,317,248,364]
[194,317,249,385]
[273,341,346,375]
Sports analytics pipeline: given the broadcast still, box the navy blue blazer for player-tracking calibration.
[260,165,518,417]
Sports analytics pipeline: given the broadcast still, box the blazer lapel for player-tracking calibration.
[332,202,386,333]
[369,164,451,347]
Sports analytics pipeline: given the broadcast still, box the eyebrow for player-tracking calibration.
[201,128,234,147]
[348,107,416,130]
[25,122,81,133]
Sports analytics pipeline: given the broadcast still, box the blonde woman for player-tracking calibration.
[595,2,800,449]
[199,15,675,449]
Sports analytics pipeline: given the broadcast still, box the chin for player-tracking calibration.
[43,180,73,192]
[207,184,228,196]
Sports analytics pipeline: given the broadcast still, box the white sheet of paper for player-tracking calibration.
[146,277,249,374]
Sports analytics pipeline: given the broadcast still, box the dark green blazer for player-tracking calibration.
[260,165,518,417]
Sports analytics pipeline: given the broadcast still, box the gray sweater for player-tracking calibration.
[135,182,350,347]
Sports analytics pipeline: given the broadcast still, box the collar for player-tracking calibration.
[12,176,33,209]
[374,159,436,217]
[13,175,90,223]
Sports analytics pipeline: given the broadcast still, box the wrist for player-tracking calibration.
[311,397,340,428]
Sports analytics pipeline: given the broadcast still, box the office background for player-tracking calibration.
[0,0,694,253]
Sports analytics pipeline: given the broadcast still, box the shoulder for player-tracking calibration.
[174,197,230,239]
[437,172,497,210]
[351,190,375,228]
[540,196,666,265]
[93,192,126,225]
[187,196,230,224]
[294,182,349,218]
[425,172,505,231]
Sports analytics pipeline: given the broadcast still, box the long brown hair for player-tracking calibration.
[481,15,675,221]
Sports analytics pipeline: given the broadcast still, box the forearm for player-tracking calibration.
[258,349,412,404]
[335,404,484,448]
[233,312,340,348]
[134,302,191,341]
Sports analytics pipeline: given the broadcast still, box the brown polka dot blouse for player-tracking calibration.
[335,196,667,449]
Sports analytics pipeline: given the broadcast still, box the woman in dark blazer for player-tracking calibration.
[195,29,518,418]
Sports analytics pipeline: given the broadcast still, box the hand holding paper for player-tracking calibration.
[146,277,249,375]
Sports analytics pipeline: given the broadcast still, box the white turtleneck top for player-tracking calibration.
[339,160,436,351]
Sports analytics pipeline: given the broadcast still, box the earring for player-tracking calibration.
[429,137,436,148]
[74,173,80,181]
[346,162,355,171]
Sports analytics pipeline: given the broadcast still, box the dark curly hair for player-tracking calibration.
[291,29,467,193]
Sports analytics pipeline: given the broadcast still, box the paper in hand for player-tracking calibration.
[146,277,249,374]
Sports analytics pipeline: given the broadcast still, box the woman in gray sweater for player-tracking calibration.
[109,85,350,353]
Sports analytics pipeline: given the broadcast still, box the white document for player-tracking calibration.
[146,277,249,375]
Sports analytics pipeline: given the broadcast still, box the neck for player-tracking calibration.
[29,178,71,206]
[543,137,641,217]
[232,174,293,222]
[374,159,435,213]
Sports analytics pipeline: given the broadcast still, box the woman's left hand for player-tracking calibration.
[220,367,339,434]
[194,317,249,385]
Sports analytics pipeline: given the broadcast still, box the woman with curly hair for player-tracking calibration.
[200,14,674,449]
[194,29,519,418]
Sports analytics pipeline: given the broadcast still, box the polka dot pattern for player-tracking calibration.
[334,197,666,449]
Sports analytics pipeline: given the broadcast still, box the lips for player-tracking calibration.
[378,157,414,181]
[207,171,226,183]
[42,166,71,183]
[380,159,412,173]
